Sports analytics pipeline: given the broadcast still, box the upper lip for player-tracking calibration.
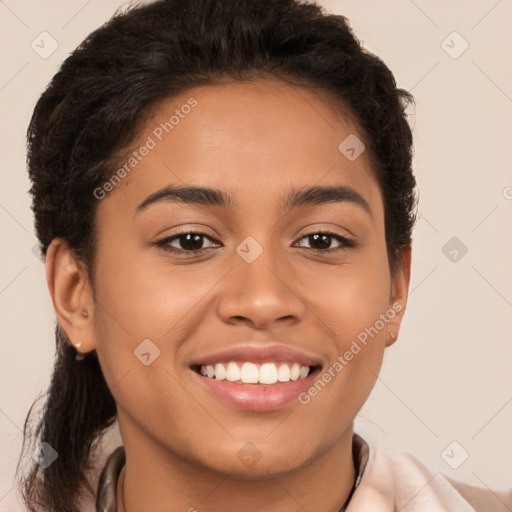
[189,344,324,368]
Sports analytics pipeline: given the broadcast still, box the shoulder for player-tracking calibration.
[446,477,512,512]
[351,430,510,512]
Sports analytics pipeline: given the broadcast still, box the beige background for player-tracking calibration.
[1,0,511,509]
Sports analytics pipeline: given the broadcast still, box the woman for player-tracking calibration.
[16,0,510,510]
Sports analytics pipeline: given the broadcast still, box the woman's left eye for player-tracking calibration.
[294,232,356,252]
[155,230,355,255]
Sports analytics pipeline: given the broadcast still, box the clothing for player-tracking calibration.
[95,432,511,511]
[95,444,125,512]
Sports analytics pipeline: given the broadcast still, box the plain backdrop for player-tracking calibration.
[1,0,511,510]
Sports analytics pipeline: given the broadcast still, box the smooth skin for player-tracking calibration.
[46,79,411,512]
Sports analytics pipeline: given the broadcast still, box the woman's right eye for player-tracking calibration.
[155,231,221,254]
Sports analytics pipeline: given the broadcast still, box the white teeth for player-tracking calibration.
[240,362,259,383]
[198,361,312,384]
[290,363,301,381]
[225,361,241,382]
[300,366,310,379]
[214,363,226,380]
[259,363,278,384]
[277,364,290,382]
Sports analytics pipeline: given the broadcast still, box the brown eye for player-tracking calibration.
[156,232,221,254]
[295,232,355,252]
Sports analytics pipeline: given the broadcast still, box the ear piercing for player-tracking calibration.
[74,313,88,360]
[75,340,85,361]
[74,316,86,360]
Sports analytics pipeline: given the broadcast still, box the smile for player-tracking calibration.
[195,361,313,384]
[190,362,322,412]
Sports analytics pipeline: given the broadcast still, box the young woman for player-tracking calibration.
[16,0,511,511]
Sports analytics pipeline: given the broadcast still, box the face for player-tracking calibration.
[71,79,410,477]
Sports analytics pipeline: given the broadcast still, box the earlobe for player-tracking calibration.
[386,244,412,347]
[45,238,95,354]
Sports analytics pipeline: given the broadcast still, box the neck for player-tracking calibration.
[116,427,356,512]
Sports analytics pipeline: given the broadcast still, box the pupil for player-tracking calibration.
[310,234,330,249]
[181,234,203,251]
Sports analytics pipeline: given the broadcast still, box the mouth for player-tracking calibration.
[188,344,324,411]
[189,360,323,412]
[190,361,322,385]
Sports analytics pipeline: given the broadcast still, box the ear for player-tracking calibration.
[45,238,96,355]
[385,244,412,347]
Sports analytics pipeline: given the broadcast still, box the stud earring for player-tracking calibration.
[74,341,85,361]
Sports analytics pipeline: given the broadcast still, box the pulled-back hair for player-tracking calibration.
[17,0,417,510]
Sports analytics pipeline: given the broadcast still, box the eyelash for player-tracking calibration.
[154,229,357,255]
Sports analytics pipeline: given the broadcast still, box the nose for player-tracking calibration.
[215,239,307,329]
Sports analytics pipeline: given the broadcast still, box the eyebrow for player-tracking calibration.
[135,183,372,217]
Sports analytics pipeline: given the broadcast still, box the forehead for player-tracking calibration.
[98,79,383,220]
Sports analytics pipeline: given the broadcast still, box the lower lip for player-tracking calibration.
[190,368,319,411]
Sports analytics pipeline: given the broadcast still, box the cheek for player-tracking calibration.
[90,250,221,402]
[295,244,391,407]
[91,285,192,433]
[297,248,391,337]
[92,244,207,336]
